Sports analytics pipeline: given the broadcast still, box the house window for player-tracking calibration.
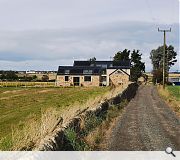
[97,64,107,68]
[83,70,93,74]
[101,76,106,81]
[90,64,95,67]
[101,64,107,68]
[102,69,106,74]
[65,76,69,81]
[84,76,91,82]
[65,70,70,74]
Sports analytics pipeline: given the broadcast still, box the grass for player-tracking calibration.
[0,82,55,87]
[157,85,180,117]
[167,86,180,101]
[0,86,110,150]
[85,101,127,150]
[64,128,90,151]
[64,100,128,151]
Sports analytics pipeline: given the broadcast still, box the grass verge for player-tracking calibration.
[63,100,128,151]
[157,85,180,117]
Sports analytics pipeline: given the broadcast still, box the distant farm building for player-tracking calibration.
[56,60,131,87]
[168,73,180,85]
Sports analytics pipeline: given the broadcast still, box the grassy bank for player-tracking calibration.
[63,100,128,151]
[167,86,180,100]
[0,87,111,150]
[157,85,180,117]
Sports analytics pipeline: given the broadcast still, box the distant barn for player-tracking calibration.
[168,72,180,86]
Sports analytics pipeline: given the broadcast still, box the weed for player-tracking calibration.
[84,100,128,150]
[64,127,90,151]
[0,136,12,151]
[83,113,104,134]
[106,106,119,121]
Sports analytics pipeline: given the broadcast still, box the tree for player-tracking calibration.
[0,71,18,81]
[31,75,37,82]
[152,69,163,84]
[130,50,145,82]
[113,49,145,82]
[42,75,49,82]
[113,49,130,61]
[150,45,177,84]
[0,73,6,80]
[88,57,96,62]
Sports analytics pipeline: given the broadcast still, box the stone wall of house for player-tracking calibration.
[56,75,72,86]
[81,75,100,87]
[56,69,130,87]
[56,75,100,87]
[106,69,130,86]
[110,72,129,86]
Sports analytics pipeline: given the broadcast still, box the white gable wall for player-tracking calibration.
[122,69,130,75]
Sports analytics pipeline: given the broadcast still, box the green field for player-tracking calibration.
[167,86,180,100]
[0,87,110,150]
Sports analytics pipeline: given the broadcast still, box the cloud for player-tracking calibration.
[0,0,179,71]
[0,0,178,31]
[0,22,179,70]
[0,21,179,71]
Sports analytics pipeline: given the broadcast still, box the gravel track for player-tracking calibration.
[108,85,180,151]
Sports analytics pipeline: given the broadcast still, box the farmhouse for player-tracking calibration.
[56,60,131,86]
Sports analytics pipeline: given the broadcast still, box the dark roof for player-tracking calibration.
[57,60,130,75]
[57,66,102,75]
[73,61,91,66]
[73,60,130,68]
[107,66,131,69]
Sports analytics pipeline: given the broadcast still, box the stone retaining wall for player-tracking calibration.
[36,83,138,151]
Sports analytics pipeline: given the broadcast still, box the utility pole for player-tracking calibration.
[158,28,171,89]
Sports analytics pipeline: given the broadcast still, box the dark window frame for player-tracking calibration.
[65,76,69,81]
[84,76,91,82]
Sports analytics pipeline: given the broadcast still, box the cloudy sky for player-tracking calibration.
[0,0,179,71]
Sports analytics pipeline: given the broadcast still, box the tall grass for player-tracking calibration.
[64,100,128,151]
[0,85,127,150]
[0,108,61,150]
[157,85,180,116]
[0,82,55,87]
[85,101,127,150]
